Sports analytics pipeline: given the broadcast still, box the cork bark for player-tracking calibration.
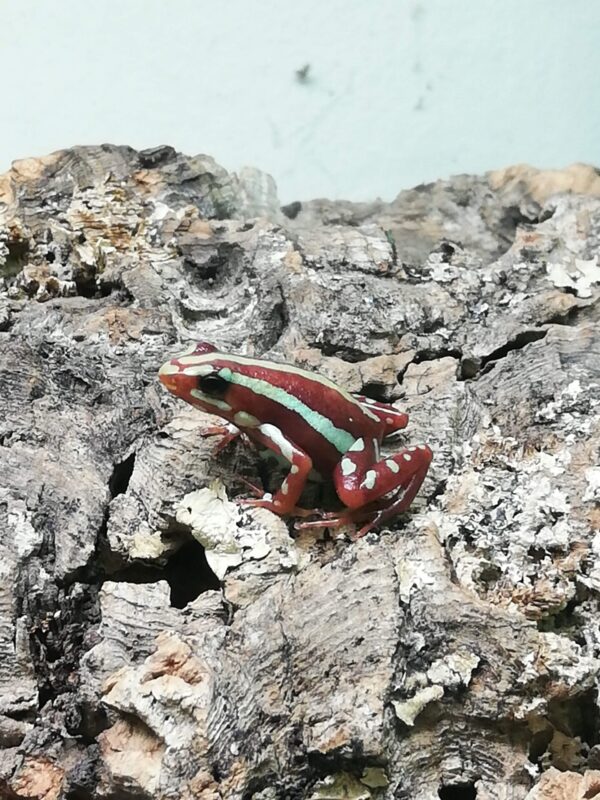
[1,145,600,800]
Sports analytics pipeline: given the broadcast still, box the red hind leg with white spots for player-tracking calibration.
[297,436,432,537]
[333,437,432,511]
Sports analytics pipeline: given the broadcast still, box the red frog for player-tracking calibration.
[159,342,432,537]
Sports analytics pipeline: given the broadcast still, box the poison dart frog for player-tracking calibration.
[159,342,432,537]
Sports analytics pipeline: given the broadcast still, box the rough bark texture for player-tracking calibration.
[1,145,600,800]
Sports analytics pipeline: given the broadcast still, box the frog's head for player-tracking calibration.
[159,341,233,418]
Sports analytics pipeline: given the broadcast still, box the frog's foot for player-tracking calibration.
[236,476,264,497]
[294,512,389,539]
[202,422,243,453]
[239,496,324,519]
[352,512,385,539]
[294,499,410,539]
[346,490,422,538]
[294,510,355,531]
[291,505,327,519]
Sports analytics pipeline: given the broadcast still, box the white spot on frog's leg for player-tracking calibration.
[259,424,294,462]
[418,445,428,450]
[386,417,393,424]
[190,389,232,412]
[262,493,273,502]
[403,453,412,461]
[348,438,365,453]
[386,459,400,473]
[281,480,289,495]
[234,411,260,428]
[158,362,180,376]
[363,398,375,404]
[341,457,357,476]
[290,465,299,474]
[361,470,377,490]
[372,438,380,459]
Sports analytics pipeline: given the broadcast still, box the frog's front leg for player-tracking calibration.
[202,421,243,453]
[332,437,433,528]
[238,423,313,515]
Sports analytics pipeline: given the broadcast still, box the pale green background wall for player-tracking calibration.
[1,0,598,202]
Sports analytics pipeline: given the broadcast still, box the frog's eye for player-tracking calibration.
[198,373,228,397]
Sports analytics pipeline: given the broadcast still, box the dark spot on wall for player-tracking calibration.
[438,782,477,800]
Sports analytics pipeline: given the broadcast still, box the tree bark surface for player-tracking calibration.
[1,146,600,800]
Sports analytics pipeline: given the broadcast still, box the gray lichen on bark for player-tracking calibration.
[0,146,599,799]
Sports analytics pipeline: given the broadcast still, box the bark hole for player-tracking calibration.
[496,204,545,254]
[413,348,463,366]
[179,241,242,288]
[109,453,136,497]
[166,538,220,608]
[73,272,98,298]
[438,783,477,799]
[360,382,390,402]
[1,236,29,279]
[105,538,220,608]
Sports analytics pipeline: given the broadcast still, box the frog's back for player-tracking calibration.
[216,355,381,472]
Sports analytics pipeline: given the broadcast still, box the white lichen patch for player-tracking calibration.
[426,651,480,689]
[392,650,479,730]
[395,556,438,604]
[546,256,600,298]
[391,685,445,726]
[6,495,41,559]
[516,633,598,697]
[130,528,169,560]
[583,467,600,504]
[176,482,243,579]
[175,481,301,582]
[535,379,592,423]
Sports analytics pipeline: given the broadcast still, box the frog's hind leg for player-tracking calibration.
[295,438,432,532]
[332,438,432,528]
[354,395,409,436]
